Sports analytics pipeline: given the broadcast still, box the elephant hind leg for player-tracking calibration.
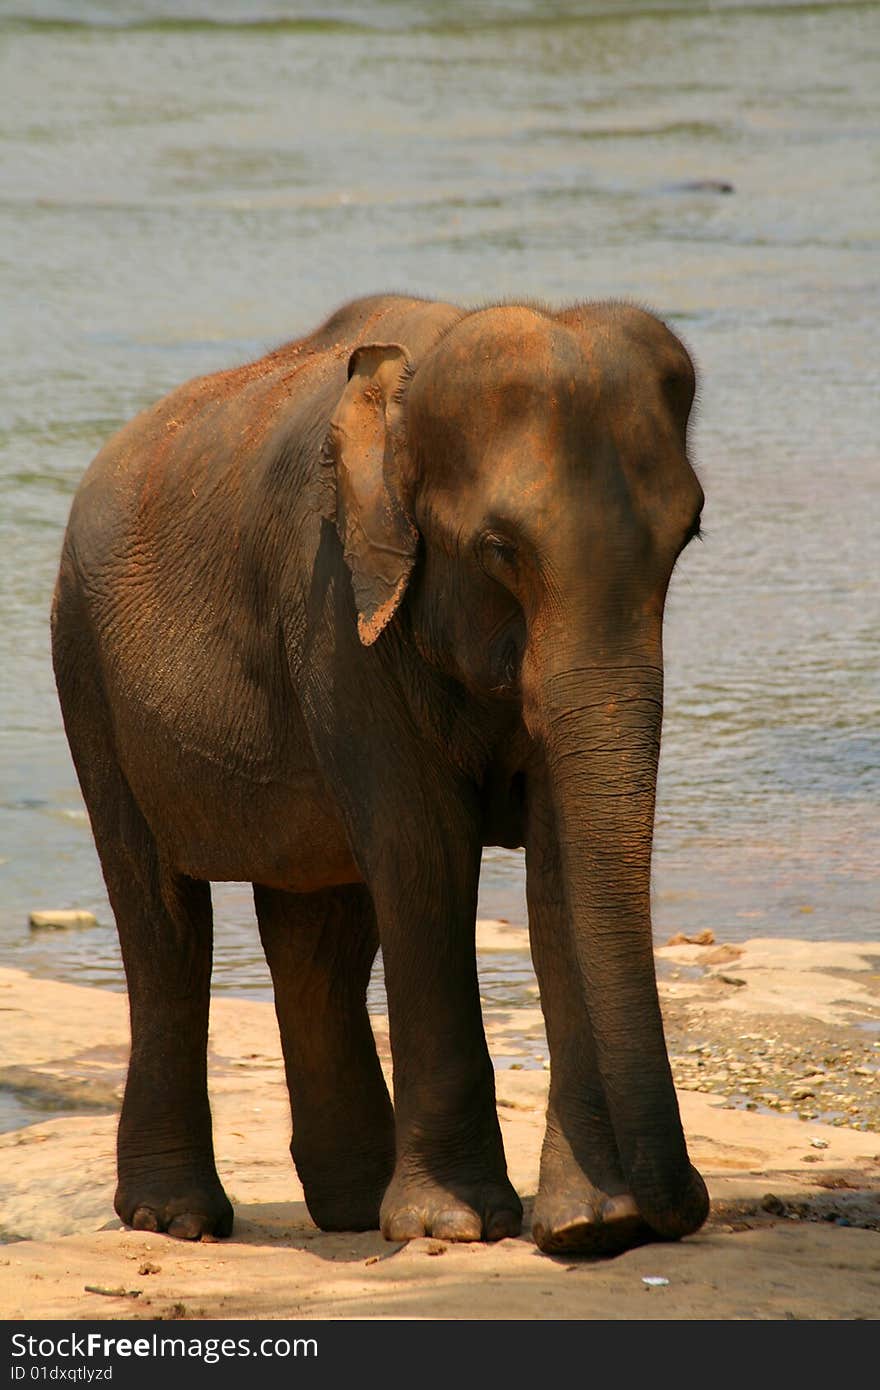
[109,862,232,1241]
[56,659,230,1238]
[254,883,395,1232]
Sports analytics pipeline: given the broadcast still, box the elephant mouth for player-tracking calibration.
[487,630,523,701]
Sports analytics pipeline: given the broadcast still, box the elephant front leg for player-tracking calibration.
[254,883,395,1232]
[526,767,652,1255]
[369,808,522,1244]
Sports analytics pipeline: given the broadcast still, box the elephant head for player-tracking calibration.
[323,302,708,1240]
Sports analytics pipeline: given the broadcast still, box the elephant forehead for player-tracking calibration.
[410,308,589,424]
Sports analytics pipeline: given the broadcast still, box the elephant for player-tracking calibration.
[51,291,709,1256]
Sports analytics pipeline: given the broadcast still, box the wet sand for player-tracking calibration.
[1,930,878,1321]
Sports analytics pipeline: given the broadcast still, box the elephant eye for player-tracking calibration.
[479,532,518,571]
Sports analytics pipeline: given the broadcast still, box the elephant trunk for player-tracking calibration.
[536,650,708,1237]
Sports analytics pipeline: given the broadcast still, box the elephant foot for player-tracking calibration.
[115,1172,233,1241]
[531,1188,651,1257]
[532,1115,652,1257]
[301,1173,390,1234]
[533,1158,709,1255]
[380,1173,522,1243]
[632,1162,710,1241]
[296,1130,395,1233]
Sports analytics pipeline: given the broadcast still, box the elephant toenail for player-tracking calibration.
[432,1209,482,1242]
[131,1207,160,1232]
[486,1209,521,1241]
[383,1209,424,1241]
[168,1213,205,1240]
[600,1194,641,1225]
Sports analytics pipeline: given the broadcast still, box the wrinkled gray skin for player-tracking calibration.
[52,294,709,1255]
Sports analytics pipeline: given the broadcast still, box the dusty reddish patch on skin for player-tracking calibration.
[123,301,436,514]
[357,571,410,646]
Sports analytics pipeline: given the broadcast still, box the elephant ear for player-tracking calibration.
[325,343,418,646]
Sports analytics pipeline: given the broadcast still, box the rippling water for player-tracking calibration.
[1,0,877,999]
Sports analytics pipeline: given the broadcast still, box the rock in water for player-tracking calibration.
[666,179,734,194]
[29,910,98,931]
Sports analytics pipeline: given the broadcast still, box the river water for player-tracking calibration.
[1,1,877,1002]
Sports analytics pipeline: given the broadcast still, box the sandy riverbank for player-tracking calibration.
[1,929,878,1320]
